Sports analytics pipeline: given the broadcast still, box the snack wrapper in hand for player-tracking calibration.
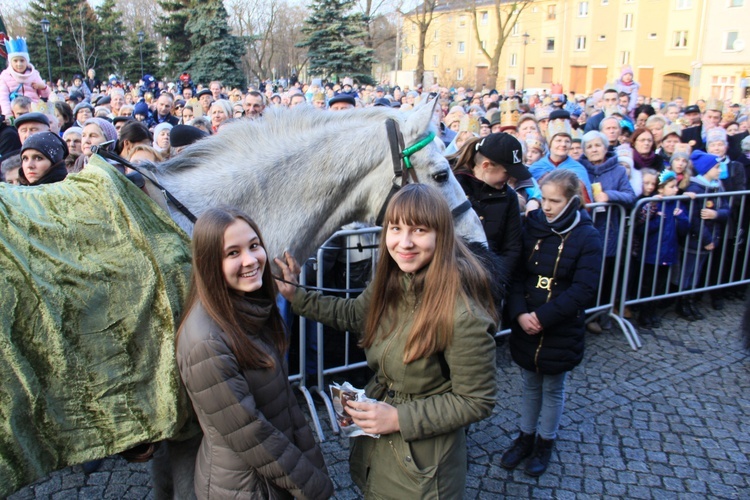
[329,382,380,438]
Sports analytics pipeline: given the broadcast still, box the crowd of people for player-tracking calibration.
[2,37,750,496]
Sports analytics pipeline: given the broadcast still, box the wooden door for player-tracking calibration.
[638,68,654,98]
[592,68,608,91]
[475,66,488,90]
[570,66,587,93]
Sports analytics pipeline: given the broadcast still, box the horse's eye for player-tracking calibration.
[432,170,450,183]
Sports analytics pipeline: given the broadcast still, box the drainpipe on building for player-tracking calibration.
[690,0,709,103]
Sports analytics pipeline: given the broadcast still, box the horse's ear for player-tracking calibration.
[412,96,440,134]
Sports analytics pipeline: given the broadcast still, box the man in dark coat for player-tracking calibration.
[681,99,748,159]
[0,115,21,160]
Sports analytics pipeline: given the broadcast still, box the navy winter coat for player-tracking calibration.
[684,177,729,250]
[507,208,603,375]
[638,199,690,265]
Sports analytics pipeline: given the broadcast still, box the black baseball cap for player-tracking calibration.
[684,105,700,114]
[476,133,531,180]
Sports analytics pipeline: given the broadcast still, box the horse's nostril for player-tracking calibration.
[432,171,449,183]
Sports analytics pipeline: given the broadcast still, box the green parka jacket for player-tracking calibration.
[292,277,497,499]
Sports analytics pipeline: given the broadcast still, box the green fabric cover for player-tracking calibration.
[0,156,195,496]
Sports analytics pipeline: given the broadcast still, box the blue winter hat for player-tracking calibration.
[133,101,150,117]
[6,37,29,62]
[690,151,720,176]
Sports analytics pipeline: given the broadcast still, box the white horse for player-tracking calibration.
[148,101,486,263]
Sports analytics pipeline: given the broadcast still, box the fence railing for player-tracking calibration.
[293,193,750,439]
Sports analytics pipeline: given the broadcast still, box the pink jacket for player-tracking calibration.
[0,63,50,116]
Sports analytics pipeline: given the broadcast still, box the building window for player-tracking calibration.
[546,38,555,51]
[433,29,439,40]
[445,68,451,73]
[673,30,688,48]
[457,68,464,81]
[648,33,657,39]
[510,53,518,66]
[481,40,487,50]
[729,0,743,6]
[575,36,587,50]
[458,15,467,27]
[598,34,607,41]
[547,4,557,20]
[711,76,736,99]
[527,67,535,75]
[512,23,520,36]
[480,11,489,25]
[621,51,630,65]
[624,13,633,30]
[410,44,415,55]
[447,41,452,47]
[579,1,589,16]
[542,67,553,83]
[602,0,609,4]
[725,31,739,50]
[433,55,438,67]
[676,0,692,8]
[458,41,465,53]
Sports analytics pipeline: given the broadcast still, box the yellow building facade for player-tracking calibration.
[401,0,749,102]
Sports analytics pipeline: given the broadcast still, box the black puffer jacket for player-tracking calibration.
[455,171,521,293]
[507,205,603,375]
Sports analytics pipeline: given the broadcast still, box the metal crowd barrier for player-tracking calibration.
[293,194,750,438]
[617,190,750,350]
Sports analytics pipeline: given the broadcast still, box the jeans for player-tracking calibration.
[519,368,568,440]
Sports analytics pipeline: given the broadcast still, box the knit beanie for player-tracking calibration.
[21,131,69,165]
[690,151,720,176]
[62,126,83,140]
[615,144,634,169]
[134,101,150,117]
[73,102,95,118]
[83,118,118,150]
[705,127,728,146]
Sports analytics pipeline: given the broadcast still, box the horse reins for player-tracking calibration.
[91,143,198,224]
[378,118,472,225]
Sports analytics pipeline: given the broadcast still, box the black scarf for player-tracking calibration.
[21,161,68,186]
[527,196,582,237]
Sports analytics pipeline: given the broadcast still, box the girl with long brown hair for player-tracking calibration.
[276,184,498,498]
[176,207,332,499]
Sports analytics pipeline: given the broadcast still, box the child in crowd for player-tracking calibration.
[569,133,583,161]
[523,133,545,166]
[636,171,689,328]
[676,151,729,321]
[667,144,693,194]
[0,38,50,117]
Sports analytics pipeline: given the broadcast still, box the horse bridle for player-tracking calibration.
[378,118,472,225]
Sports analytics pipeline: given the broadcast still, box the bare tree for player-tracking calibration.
[0,0,29,37]
[468,0,532,90]
[115,0,164,38]
[402,0,441,86]
[68,4,98,73]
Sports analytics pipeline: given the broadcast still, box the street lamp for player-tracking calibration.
[40,18,52,84]
[55,36,62,78]
[521,32,530,93]
[137,31,145,78]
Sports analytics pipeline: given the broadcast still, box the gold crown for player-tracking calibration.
[459,115,480,134]
[500,99,520,127]
[673,142,692,155]
[706,98,724,113]
[546,119,572,141]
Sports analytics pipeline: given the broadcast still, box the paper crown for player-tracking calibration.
[615,144,634,160]
[542,96,553,106]
[546,119,572,141]
[6,37,29,61]
[658,170,677,185]
[663,123,682,139]
[723,108,737,123]
[500,99,520,128]
[534,106,551,121]
[458,115,480,134]
[706,126,728,145]
[673,142,692,156]
[706,98,724,113]
[525,133,545,152]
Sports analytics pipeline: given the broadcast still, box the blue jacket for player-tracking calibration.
[529,154,594,200]
[580,154,637,257]
[638,199,690,265]
[508,208,603,375]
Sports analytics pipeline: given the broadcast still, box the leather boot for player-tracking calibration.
[500,432,535,469]
[675,298,695,321]
[524,436,555,477]
[688,296,705,320]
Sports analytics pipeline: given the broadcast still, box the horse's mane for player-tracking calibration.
[157,106,402,174]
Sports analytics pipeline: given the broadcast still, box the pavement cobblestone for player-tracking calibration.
[9,297,750,499]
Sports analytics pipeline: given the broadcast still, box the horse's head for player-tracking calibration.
[399,100,488,246]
